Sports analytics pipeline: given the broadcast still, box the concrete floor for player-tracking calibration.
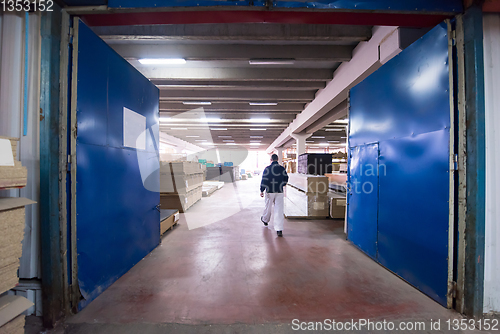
[50,177,472,333]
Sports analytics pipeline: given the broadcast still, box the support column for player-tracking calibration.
[291,132,312,156]
[462,5,486,318]
[275,147,284,165]
[40,5,65,327]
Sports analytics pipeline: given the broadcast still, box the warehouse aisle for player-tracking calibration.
[65,177,459,331]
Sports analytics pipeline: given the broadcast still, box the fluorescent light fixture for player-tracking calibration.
[250,136,264,139]
[182,101,211,105]
[325,128,343,132]
[249,59,295,65]
[306,141,314,143]
[249,102,278,106]
[139,58,186,65]
[218,136,232,138]
[211,128,227,131]
[223,140,234,142]
[250,143,261,145]
[195,140,207,142]
[250,128,266,131]
[319,143,330,146]
[311,136,325,139]
[328,140,340,143]
[171,127,188,130]
[251,118,271,123]
[185,135,199,138]
[250,140,261,143]
[341,137,347,139]
[226,143,237,145]
[334,119,349,124]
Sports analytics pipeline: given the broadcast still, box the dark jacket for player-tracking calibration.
[260,161,289,193]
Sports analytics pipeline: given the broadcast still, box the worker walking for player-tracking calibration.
[260,153,289,237]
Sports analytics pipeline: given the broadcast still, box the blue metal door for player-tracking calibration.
[348,23,452,306]
[71,19,160,309]
[347,143,379,259]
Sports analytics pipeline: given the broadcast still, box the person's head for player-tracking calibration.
[271,154,279,162]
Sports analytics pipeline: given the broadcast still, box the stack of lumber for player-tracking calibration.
[285,174,329,218]
[0,295,33,334]
[160,161,205,213]
[0,198,35,295]
[202,185,217,197]
[206,166,240,182]
[0,137,27,189]
[0,137,35,334]
[201,180,223,197]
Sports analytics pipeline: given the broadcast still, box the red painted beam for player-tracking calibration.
[81,10,450,27]
[483,0,500,13]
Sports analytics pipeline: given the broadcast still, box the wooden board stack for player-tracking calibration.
[0,295,33,334]
[0,137,27,189]
[0,137,35,334]
[160,161,205,213]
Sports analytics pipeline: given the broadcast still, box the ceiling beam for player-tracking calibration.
[94,23,372,42]
[112,44,353,61]
[158,89,316,101]
[135,67,333,81]
[305,100,349,134]
[159,101,305,112]
[267,26,403,152]
[153,80,326,90]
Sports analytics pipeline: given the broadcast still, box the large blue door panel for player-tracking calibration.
[349,22,451,306]
[349,24,450,148]
[347,144,379,259]
[377,129,450,305]
[75,21,160,309]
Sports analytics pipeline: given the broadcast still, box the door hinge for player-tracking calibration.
[454,153,459,171]
[67,155,72,172]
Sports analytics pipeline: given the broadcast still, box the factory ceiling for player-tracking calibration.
[92,23,369,150]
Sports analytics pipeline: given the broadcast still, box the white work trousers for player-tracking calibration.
[262,192,284,232]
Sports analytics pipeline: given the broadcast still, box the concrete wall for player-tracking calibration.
[483,13,500,314]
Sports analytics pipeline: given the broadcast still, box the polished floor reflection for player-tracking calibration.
[68,177,457,326]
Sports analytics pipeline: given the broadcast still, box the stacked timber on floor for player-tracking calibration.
[202,181,224,197]
[160,161,205,213]
[0,137,27,189]
[285,174,330,218]
[205,166,240,182]
[0,137,34,334]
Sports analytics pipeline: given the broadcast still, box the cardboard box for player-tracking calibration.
[328,191,346,219]
[284,184,329,218]
[160,209,179,235]
[288,173,329,194]
[0,198,35,295]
